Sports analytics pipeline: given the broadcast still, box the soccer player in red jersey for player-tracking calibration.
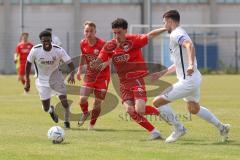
[91,18,169,139]
[76,21,110,130]
[14,32,33,86]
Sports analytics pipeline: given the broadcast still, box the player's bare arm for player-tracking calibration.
[182,40,195,76]
[150,64,176,81]
[67,62,75,84]
[147,27,167,39]
[24,61,32,92]
[77,55,86,81]
[14,53,18,64]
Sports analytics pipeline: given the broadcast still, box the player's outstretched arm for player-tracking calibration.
[24,61,32,92]
[150,64,176,81]
[147,27,167,40]
[67,62,75,84]
[182,40,195,76]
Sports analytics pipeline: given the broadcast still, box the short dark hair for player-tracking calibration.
[111,18,128,29]
[45,28,52,32]
[39,30,52,39]
[163,10,180,22]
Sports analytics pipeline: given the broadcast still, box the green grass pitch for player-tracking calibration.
[0,75,239,160]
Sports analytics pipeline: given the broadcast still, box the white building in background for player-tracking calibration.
[0,0,240,73]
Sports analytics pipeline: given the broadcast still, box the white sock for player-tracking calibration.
[158,104,183,129]
[196,106,223,130]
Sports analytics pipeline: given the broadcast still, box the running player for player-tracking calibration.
[151,10,230,143]
[76,21,110,130]
[24,30,75,128]
[91,18,177,140]
[14,32,33,87]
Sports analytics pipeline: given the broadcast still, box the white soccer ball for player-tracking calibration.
[47,126,65,144]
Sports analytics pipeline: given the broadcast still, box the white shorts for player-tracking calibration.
[162,71,202,103]
[36,81,66,100]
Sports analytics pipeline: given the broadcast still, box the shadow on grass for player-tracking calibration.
[68,127,145,133]
[179,139,240,146]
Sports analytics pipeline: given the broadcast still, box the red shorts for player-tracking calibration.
[18,64,26,76]
[83,78,110,100]
[120,78,147,103]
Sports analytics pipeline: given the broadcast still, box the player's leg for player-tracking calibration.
[37,85,58,123]
[18,65,26,85]
[89,98,102,130]
[132,78,159,116]
[153,82,188,143]
[58,95,71,128]
[185,90,230,142]
[89,79,109,130]
[78,86,93,126]
[134,99,164,140]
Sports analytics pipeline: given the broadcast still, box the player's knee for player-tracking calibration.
[79,96,88,104]
[153,96,161,107]
[135,106,145,115]
[126,106,135,115]
[187,102,200,114]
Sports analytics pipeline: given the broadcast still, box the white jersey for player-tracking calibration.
[27,44,71,87]
[169,26,199,80]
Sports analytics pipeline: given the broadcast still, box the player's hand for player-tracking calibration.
[24,81,30,92]
[187,64,194,76]
[76,71,81,81]
[68,73,75,84]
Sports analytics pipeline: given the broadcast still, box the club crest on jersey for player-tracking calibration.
[120,40,133,52]
[137,87,144,96]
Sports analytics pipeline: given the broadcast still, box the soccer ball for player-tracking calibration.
[47,126,65,144]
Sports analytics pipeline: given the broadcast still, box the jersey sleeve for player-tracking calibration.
[133,34,148,48]
[60,48,71,63]
[174,30,190,45]
[27,48,36,63]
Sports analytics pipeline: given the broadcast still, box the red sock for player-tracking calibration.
[128,111,155,132]
[90,107,101,126]
[80,102,88,114]
[145,105,159,115]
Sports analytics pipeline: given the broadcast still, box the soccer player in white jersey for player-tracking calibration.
[150,10,230,143]
[24,30,75,128]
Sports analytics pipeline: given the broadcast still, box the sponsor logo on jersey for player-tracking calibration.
[120,40,133,52]
[113,54,130,63]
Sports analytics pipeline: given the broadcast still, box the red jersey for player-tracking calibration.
[16,42,33,65]
[99,34,149,82]
[80,38,110,82]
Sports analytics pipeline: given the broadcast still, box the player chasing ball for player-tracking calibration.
[24,30,75,128]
